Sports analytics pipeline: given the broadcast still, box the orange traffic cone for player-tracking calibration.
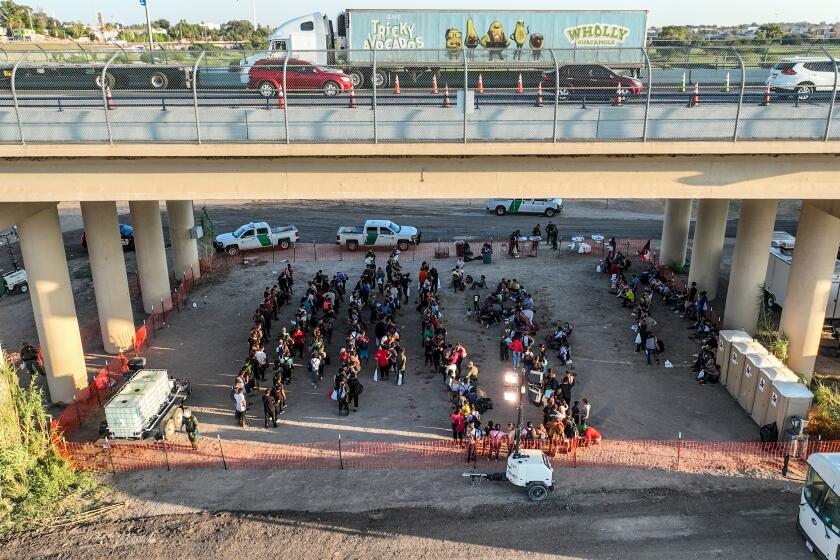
[431,75,438,95]
[516,73,524,94]
[277,86,285,110]
[349,85,356,108]
[105,84,114,110]
[691,82,699,107]
[536,82,543,107]
[443,84,451,108]
[762,83,771,106]
[613,82,623,107]
[394,75,401,95]
[477,73,485,94]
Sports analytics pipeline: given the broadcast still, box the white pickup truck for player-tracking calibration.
[336,220,421,251]
[214,222,299,255]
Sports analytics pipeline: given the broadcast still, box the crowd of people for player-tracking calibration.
[599,246,723,383]
[225,238,606,460]
[444,241,601,461]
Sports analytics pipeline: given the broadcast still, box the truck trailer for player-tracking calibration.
[242,9,649,89]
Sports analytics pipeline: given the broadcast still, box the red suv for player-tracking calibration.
[542,64,644,101]
[249,58,354,97]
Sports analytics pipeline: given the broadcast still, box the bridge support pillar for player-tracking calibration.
[722,200,778,335]
[18,204,87,404]
[687,199,730,301]
[660,199,692,267]
[129,201,170,314]
[166,200,200,282]
[81,201,135,354]
[779,202,840,381]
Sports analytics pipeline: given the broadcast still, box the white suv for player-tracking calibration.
[767,57,839,100]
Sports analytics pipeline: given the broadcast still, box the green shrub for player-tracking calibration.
[0,352,96,531]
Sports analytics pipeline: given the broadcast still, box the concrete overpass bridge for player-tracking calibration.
[1,139,840,403]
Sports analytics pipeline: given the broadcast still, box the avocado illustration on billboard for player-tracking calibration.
[352,11,645,59]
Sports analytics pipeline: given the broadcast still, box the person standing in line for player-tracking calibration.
[397,347,407,384]
[262,388,277,428]
[500,330,511,362]
[271,377,286,418]
[348,371,362,412]
[645,333,657,366]
[509,336,524,370]
[234,386,247,427]
[337,377,350,416]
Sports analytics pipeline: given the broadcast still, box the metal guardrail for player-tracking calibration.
[0,46,838,144]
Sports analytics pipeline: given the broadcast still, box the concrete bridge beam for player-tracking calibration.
[687,199,730,301]
[80,201,135,354]
[17,204,87,403]
[779,202,840,381]
[129,201,170,314]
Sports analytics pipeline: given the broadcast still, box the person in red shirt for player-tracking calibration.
[508,337,524,369]
[581,424,602,446]
[374,346,391,380]
[292,327,306,358]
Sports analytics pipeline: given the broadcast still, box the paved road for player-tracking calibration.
[195,200,799,245]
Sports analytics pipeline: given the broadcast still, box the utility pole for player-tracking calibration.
[252,0,257,31]
[140,0,153,58]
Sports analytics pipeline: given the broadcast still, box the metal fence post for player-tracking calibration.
[217,434,228,470]
[372,49,378,144]
[161,441,171,471]
[731,47,746,142]
[820,46,838,141]
[641,48,652,142]
[100,52,120,144]
[192,50,206,144]
[463,49,468,144]
[551,49,560,143]
[282,51,290,144]
[10,55,27,145]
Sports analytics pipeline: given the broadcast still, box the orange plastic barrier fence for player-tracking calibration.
[57,436,824,477]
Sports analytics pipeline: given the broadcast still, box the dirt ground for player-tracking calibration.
[68,240,760,446]
[0,468,812,560]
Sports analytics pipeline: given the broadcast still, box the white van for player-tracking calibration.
[486,198,563,217]
[799,453,840,557]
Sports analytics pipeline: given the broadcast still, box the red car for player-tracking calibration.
[249,58,354,97]
[542,64,644,101]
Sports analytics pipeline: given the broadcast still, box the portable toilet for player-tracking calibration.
[737,352,781,413]
[752,366,799,425]
[717,330,752,387]
[767,381,814,441]
[726,340,764,399]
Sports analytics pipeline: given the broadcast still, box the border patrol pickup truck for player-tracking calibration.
[336,220,421,251]
[214,222,299,255]
[486,198,563,217]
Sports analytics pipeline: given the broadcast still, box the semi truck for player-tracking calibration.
[763,231,840,320]
[241,9,649,89]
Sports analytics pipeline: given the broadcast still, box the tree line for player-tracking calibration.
[0,0,270,47]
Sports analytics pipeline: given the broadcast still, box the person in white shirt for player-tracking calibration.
[582,398,591,423]
[254,346,267,384]
[233,387,247,427]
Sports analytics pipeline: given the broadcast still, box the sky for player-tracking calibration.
[25,0,840,28]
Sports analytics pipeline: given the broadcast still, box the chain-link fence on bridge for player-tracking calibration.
[1,45,838,143]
